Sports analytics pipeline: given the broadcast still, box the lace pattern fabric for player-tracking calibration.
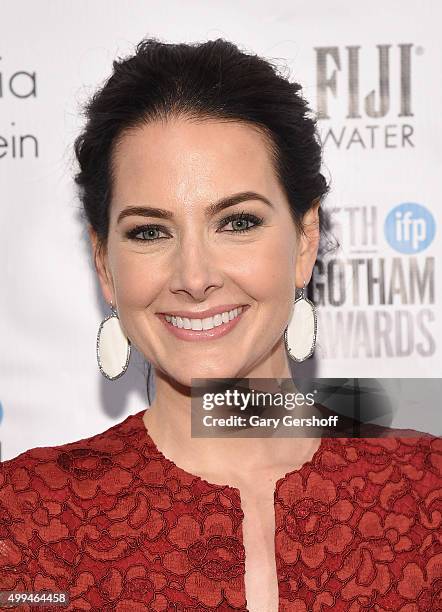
[0,410,441,611]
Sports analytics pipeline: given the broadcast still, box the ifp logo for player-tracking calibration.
[384,203,435,253]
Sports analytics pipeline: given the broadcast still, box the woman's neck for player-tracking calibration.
[142,349,321,489]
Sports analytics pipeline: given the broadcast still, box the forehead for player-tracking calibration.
[110,117,280,213]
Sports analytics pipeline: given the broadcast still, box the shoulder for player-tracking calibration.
[0,411,146,564]
[314,399,441,475]
[2,409,136,470]
[324,430,442,486]
[0,413,147,588]
[330,425,441,457]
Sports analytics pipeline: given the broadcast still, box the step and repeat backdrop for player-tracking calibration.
[1,0,440,460]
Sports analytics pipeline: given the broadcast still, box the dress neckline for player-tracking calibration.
[130,408,331,497]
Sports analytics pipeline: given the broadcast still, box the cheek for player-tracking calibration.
[110,250,164,307]
[241,236,296,302]
[248,234,297,338]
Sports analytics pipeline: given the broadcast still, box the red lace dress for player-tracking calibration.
[0,409,441,611]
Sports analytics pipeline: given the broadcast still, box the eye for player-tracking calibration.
[125,225,170,242]
[125,211,264,243]
[218,211,264,234]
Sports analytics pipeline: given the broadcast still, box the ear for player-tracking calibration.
[294,199,321,289]
[88,226,115,306]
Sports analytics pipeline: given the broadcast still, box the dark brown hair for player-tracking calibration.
[74,37,333,255]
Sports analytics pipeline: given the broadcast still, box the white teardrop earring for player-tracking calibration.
[284,279,317,362]
[96,300,131,380]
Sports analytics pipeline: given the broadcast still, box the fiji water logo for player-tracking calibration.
[0,401,3,425]
[384,203,435,253]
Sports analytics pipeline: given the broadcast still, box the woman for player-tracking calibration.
[1,38,441,612]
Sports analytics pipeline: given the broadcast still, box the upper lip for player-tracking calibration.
[158,304,249,319]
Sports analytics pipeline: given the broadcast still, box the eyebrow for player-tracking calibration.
[116,191,274,224]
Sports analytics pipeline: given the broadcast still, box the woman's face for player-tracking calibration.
[92,117,319,386]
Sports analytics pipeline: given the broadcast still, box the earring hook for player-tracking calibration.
[299,278,307,300]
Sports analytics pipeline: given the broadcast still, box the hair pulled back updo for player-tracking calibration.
[74,37,333,256]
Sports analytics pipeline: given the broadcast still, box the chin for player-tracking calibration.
[172,363,242,388]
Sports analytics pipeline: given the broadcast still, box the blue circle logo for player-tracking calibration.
[0,401,3,425]
[384,203,436,254]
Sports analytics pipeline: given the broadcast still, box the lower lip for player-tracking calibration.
[157,307,249,342]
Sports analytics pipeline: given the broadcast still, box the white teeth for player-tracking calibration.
[165,307,244,330]
[213,314,223,327]
[202,317,213,330]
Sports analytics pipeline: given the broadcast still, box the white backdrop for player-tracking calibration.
[1,0,440,461]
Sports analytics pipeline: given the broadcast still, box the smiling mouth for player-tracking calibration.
[165,306,245,330]
[157,305,250,341]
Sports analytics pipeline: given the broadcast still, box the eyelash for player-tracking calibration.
[125,211,264,242]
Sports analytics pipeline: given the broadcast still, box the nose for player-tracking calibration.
[169,233,223,301]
